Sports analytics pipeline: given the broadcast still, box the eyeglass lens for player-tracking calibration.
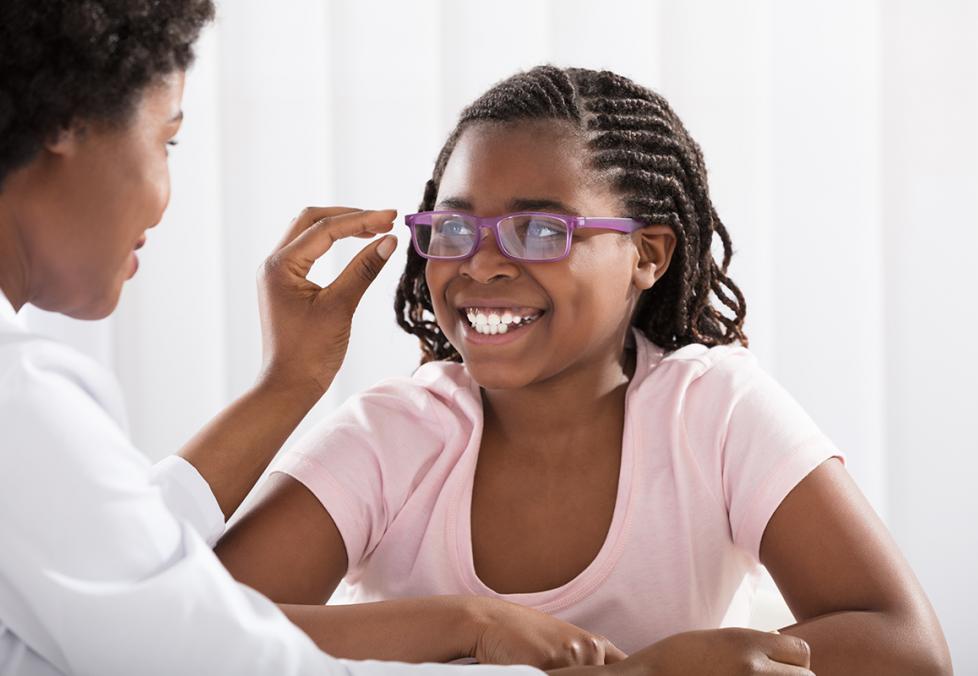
[415,214,569,260]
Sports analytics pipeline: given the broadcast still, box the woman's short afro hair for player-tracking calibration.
[0,0,215,187]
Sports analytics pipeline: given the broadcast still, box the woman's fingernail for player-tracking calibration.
[377,236,397,260]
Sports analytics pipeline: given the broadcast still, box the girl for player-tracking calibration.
[215,66,951,675]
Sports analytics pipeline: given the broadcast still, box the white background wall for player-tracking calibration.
[22,0,978,670]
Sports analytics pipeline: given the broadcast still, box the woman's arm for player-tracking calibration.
[216,474,626,667]
[760,457,952,675]
[177,206,398,520]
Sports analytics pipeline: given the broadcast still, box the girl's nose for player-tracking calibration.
[459,227,519,283]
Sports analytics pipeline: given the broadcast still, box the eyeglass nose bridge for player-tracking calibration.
[466,222,507,259]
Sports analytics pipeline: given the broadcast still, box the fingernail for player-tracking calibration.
[377,236,397,260]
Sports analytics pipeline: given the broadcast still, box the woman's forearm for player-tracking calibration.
[178,375,326,520]
[781,606,952,675]
[279,596,481,663]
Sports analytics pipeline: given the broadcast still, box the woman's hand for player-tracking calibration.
[178,206,398,519]
[256,206,398,395]
[468,597,626,668]
[556,628,812,676]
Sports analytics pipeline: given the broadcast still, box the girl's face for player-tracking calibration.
[426,119,670,390]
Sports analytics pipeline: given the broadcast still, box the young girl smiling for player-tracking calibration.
[216,66,951,675]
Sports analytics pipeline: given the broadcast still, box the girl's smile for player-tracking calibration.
[457,303,547,344]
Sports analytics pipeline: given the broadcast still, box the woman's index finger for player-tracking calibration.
[281,208,397,269]
[275,206,363,252]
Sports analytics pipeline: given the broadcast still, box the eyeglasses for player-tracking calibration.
[404,211,646,263]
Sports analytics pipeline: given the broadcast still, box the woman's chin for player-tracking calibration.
[65,294,122,320]
[57,280,125,320]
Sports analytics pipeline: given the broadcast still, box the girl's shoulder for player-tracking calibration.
[632,328,760,386]
[335,358,479,435]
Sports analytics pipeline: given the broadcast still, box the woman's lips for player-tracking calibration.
[127,234,147,279]
[127,251,140,279]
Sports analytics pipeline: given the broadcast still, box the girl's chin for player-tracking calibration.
[463,360,540,391]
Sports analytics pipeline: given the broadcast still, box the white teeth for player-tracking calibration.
[462,307,542,335]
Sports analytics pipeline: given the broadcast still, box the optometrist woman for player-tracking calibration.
[0,2,571,676]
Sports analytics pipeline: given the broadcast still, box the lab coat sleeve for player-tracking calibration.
[149,454,226,547]
[0,342,540,676]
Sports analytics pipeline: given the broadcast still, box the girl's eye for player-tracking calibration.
[440,218,473,237]
[527,219,562,238]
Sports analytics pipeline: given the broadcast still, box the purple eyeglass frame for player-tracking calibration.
[404,211,646,263]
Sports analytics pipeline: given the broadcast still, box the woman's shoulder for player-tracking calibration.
[0,321,129,431]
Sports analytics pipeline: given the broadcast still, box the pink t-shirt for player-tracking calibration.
[275,328,844,655]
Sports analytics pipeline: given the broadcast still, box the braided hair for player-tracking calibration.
[395,65,747,364]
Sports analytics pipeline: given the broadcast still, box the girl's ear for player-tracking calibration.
[632,224,676,291]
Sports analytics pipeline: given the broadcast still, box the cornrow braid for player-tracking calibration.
[395,65,748,364]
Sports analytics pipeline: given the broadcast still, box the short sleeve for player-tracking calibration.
[273,379,450,570]
[682,350,846,562]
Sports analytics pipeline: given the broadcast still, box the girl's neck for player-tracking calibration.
[480,336,636,453]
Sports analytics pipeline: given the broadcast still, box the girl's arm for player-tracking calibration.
[216,474,626,668]
[626,458,952,675]
[758,457,951,675]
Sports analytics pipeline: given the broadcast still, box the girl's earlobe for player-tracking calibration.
[633,225,675,291]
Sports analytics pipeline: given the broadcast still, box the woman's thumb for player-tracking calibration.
[332,235,397,308]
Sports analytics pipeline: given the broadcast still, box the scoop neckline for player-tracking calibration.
[449,328,655,613]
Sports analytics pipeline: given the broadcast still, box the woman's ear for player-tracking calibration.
[44,124,83,157]
[632,224,676,291]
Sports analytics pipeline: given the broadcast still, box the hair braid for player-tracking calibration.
[395,65,747,363]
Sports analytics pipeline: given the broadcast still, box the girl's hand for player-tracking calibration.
[576,628,812,676]
[468,597,626,668]
[256,206,398,395]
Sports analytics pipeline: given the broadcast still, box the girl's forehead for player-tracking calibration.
[437,120,613,213]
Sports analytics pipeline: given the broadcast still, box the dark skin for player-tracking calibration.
[216,120,951,675]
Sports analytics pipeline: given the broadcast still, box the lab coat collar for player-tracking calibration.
[0,287,18,325]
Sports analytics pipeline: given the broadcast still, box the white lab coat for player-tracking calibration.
[0,290,539,676]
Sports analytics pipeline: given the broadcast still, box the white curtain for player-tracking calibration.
[22,0,978,670]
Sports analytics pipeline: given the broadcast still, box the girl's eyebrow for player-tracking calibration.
[435,196,580,215]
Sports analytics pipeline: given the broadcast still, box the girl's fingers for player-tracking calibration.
[602,640,627,664]
[763,633,811,668]
[765,667,815,676]
[275,206,361,251]
[280,209,397,276]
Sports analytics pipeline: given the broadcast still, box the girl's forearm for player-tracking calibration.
[279,596,483,664]
[780,606,952,675]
